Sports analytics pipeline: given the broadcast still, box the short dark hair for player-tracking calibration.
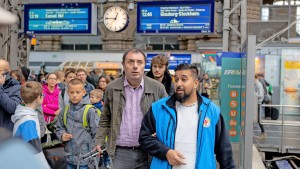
[122,48,146,63]
[21,81,42,104]
[65,68,76,78]
[98,75,111,84]
[77,68,87,75]
[174,63,198,79]
[67,78,85,88]
[10,69,25,82]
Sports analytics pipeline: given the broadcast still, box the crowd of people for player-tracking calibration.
[0,48,235,169]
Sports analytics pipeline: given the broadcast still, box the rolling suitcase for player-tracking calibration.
[270,107,279,120]
[265,107,279,120]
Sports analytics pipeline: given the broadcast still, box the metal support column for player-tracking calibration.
[9,0,19,69]
[222,0,230,52]
[0,0,25,69]
[223,0,247,52]
[244,35,256,169]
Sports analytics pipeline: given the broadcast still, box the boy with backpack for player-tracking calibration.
[11,81,50,169]
[56,79,100,169]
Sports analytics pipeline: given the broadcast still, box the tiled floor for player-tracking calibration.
[252,145,266,169]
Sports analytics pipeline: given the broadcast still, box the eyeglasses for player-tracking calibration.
[99,80,106,83]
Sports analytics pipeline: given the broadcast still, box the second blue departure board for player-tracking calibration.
[24,3,97,35]
[137,1,214,34]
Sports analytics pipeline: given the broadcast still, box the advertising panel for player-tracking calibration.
[281,49,300,114]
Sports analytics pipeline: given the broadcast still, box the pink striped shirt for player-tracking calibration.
[116,77,144,147]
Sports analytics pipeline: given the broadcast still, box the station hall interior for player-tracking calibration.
[1,0,300,168]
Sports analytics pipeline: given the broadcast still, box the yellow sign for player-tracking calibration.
[96,62,122,69]
[285,61,300,69]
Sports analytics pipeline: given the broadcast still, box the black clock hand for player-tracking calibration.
[105,17,115,19]
[114,12,119,20]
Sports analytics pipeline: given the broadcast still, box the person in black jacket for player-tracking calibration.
[0,60,22,131]
[146,54,174,96]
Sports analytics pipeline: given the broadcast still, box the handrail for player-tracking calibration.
[258,104,300,153]
[261,104,300,108]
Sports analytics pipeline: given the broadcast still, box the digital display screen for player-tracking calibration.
[24,3,97,35]
[146,54,191,70]
[137,1,214,34]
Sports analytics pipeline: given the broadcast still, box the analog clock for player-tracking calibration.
[104,6,129,32]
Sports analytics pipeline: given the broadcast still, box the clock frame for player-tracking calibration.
[103,6,129,32]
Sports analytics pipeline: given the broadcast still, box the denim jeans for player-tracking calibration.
[100,153,111,166]
[66,163,88,169]
[111,147,149,169]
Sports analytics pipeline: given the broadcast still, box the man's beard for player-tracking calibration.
[174,90,191,103]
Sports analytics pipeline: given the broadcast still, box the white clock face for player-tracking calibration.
[104,6,129,32]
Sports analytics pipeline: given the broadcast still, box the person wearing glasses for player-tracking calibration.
[96,75,111,96]
[139,63,235,169]
[95,48,167,169]
[42,73,60,123]
[0,59,22,131]
[12,81,50,168]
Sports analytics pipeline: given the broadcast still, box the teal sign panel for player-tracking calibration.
[220,52,243,142]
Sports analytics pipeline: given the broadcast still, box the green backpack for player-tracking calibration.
[268,85,273,95]
[63,104,101,128]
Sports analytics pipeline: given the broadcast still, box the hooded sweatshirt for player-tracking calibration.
[42,83,60,123]
[11,105,50,169]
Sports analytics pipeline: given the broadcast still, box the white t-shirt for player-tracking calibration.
[173,101,199,169]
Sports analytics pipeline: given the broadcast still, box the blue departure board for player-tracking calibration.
[146,54,191,70]
[137,1,214,34]
[24,3,97,35]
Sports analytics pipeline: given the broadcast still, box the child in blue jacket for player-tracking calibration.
[11,81,50,169]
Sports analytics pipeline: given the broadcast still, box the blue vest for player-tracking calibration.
[150,96,221,169]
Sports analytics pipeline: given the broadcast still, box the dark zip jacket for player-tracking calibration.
[0,75,21,131]
[146,68,174,96]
